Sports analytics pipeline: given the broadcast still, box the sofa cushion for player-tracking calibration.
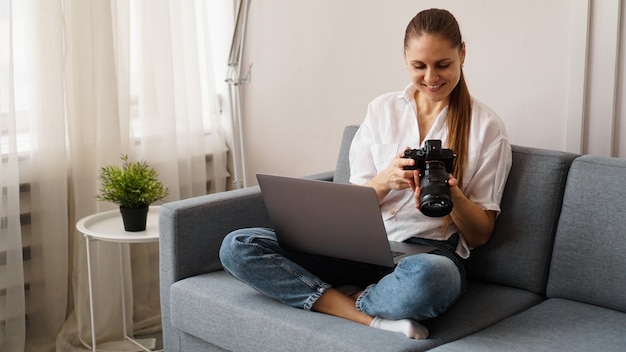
[170,271,545,352]
[178,332,229,352]
[466,146,578,294]
[170,271,436,352]
[426,298,626,352]
[422,280,543,343]
[547,155,626,312]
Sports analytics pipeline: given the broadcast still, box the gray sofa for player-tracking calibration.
[159,125,626,352]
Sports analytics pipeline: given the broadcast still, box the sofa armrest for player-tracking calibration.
[159,186,274,350]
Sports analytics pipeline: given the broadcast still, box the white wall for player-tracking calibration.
[238,0,624,186]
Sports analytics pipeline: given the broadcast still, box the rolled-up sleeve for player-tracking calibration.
[463,138,512,215]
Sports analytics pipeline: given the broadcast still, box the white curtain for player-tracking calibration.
[0,0,233,351]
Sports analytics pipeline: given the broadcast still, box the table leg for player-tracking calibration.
[119,242,154,352]
[85,235,97,352]
[120,242,128,339]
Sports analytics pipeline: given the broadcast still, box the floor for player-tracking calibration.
[135,331,163,351]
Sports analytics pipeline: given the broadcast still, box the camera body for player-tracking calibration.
[402,140,456,217]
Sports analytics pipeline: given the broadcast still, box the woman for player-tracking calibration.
[220,8,512,339]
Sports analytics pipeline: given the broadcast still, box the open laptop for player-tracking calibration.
[256,174,436,267]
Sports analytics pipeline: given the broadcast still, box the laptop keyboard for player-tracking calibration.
[391,251,405,258]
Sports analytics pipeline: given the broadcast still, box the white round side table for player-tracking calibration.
[76,206,162,352]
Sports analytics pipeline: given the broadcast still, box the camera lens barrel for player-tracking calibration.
[401,140,456,217]
[419,162,453,217]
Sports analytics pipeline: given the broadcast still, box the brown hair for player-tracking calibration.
[404,9,471,187]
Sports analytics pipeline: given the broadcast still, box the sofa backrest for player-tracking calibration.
[334,125,579,295]
[334,125,359,184]
[466,146,578,294]
[547,155,626,312]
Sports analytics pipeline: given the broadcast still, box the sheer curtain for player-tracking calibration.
[0,0,233,351]
[1,1,68,352]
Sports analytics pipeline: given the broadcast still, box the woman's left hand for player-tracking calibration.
[413,172,495,249]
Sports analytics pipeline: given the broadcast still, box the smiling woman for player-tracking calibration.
[219,8,511,341]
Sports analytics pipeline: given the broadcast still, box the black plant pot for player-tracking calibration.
[119,206,149,232]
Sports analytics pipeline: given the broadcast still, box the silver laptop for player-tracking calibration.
[256,174,436,267]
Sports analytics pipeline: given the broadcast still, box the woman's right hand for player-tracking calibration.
[365,148,419,203]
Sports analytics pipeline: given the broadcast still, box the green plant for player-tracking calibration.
[97,155,170,208]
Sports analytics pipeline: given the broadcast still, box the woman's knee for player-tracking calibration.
[220,229,246,259]
[219,227,276,272]
[399,254,460,287]
[363,254,462,320]
[399,254,462,317]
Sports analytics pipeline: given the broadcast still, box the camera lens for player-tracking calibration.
[419,162,453,217]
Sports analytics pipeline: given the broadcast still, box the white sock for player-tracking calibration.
[369,317,429,339]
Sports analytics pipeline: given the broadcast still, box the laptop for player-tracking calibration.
[256,174,436,267]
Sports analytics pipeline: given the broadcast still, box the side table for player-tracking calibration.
[76,206,162,352]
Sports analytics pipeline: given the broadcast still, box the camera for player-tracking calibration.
[402,140,456,217]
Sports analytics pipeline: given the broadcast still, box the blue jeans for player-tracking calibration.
[219,227,465,321]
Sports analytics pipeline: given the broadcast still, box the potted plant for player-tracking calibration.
[97,155,170,231]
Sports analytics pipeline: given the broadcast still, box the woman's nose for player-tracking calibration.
[424,68,438,83]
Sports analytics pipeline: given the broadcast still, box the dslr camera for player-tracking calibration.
[402,140,456,217]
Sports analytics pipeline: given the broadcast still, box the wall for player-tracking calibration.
[238,0,624,186]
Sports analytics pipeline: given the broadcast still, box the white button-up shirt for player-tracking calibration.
[349,84,512,258]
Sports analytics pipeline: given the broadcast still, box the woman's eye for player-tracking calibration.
[412,63,450,70]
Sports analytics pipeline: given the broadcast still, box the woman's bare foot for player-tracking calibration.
[311,288,373,325]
